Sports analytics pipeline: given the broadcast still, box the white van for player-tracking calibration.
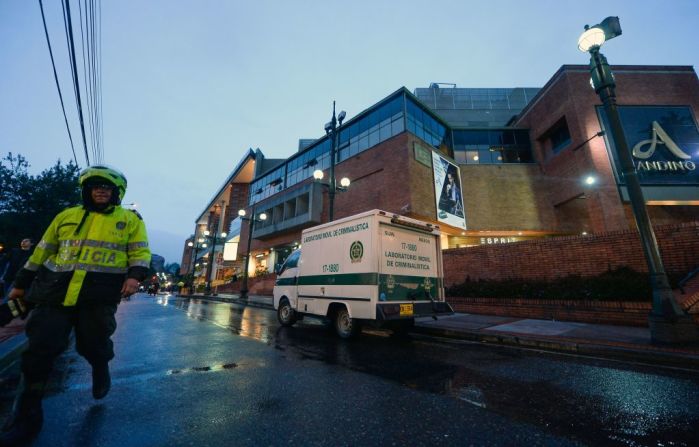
[273,210,453,338]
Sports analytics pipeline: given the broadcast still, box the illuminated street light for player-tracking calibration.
[237,208,268,301]
[578,16,697,343]
[204,201,228,295]
[314,101,350,222]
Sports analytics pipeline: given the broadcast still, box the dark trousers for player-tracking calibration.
[21,303,118,383]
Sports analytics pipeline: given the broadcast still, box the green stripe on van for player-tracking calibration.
[291,273,442,302]
[297,273,379,286]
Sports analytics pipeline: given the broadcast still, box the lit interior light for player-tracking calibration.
[259,212,268,221]
[473,155,479,161]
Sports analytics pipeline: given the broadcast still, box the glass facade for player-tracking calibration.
[406,98,451,150]
[248,89,534,205]
[453,129,533,164]
[286,139,332,188]
[249,91,411,206]
[337,95,405,162]
[249,165,286,204]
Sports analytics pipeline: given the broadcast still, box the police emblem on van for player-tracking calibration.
[116,221,126,230]
[349,241,363,263]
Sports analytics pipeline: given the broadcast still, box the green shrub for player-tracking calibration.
[445,267,683,301]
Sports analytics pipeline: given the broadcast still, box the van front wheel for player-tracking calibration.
[277,299,297,327]
[334,307,360,339]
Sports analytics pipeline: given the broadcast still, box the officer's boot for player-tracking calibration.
[91,362,111,399]
[0,375,45,445]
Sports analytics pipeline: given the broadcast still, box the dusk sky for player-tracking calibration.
[2,0,698,263]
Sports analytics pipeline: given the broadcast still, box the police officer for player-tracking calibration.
[0,165,151,444]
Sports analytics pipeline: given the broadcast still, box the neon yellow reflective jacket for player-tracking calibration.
[14,205,151,306]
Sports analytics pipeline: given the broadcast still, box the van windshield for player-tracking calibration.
[280,250,301,274]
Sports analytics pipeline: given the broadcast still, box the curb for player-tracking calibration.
[411,325,699,370]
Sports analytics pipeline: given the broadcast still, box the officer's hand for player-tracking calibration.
[121,278,140,297]
[8,288,24,300]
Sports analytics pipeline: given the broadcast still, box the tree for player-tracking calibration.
[0,153,81,248]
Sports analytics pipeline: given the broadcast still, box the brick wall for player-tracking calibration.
[443,221,699,286]
[447,297,653,326]
[514,65,699,234]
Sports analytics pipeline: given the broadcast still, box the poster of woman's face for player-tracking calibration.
[432,152,467,229]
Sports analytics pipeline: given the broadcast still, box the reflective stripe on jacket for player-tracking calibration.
[16,205,151,306]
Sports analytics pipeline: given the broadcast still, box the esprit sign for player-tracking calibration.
[632,121,695,172]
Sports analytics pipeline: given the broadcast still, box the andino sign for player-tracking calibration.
[598,106,699,186]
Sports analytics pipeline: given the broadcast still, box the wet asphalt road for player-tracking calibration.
[1,294,698,446]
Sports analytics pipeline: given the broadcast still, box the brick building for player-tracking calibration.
[183,65,699,287]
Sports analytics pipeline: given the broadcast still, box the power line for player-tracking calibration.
[38,0,79,168]
[78,0,96,164]
[62,0,91,166]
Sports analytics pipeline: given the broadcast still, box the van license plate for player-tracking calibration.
[399,304,413,316]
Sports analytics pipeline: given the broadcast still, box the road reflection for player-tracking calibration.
[161,296,699,446]
[164,296,278,343]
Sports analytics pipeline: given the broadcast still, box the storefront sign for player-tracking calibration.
[480,237,518,245]
[599,106,699,186]
[432,153,467,229]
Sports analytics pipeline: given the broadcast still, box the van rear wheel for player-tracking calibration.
[277,299,297,326]
[334,307,360,339]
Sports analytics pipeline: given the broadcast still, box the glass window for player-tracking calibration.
[549,121,572,153]
[283,250,301,270]
[249,165,286,205]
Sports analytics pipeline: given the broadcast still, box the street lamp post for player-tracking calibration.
[187,235,206,293]
[314,101,350,222]
[237,208,267,301]
[204,229,227,295]
[578,17,698,343]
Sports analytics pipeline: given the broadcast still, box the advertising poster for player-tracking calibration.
[432,152,467,229]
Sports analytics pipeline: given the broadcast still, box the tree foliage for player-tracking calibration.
[0,153,81,249]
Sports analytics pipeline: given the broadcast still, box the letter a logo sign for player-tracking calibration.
[632,121,691,160]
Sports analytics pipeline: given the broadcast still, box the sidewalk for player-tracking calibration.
[2,294,698,372]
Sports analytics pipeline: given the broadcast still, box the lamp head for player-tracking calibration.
[324,122,333,133]
[340,177,351,188]
[238,209,246,217]
[584,175,597,185]
[221,232,227,238]
[578,16,622,52]
[337,110,346,124]
[259,212,267,221]
[188,241,193,247]
[203,230,210,236]
[313,169,324,180]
